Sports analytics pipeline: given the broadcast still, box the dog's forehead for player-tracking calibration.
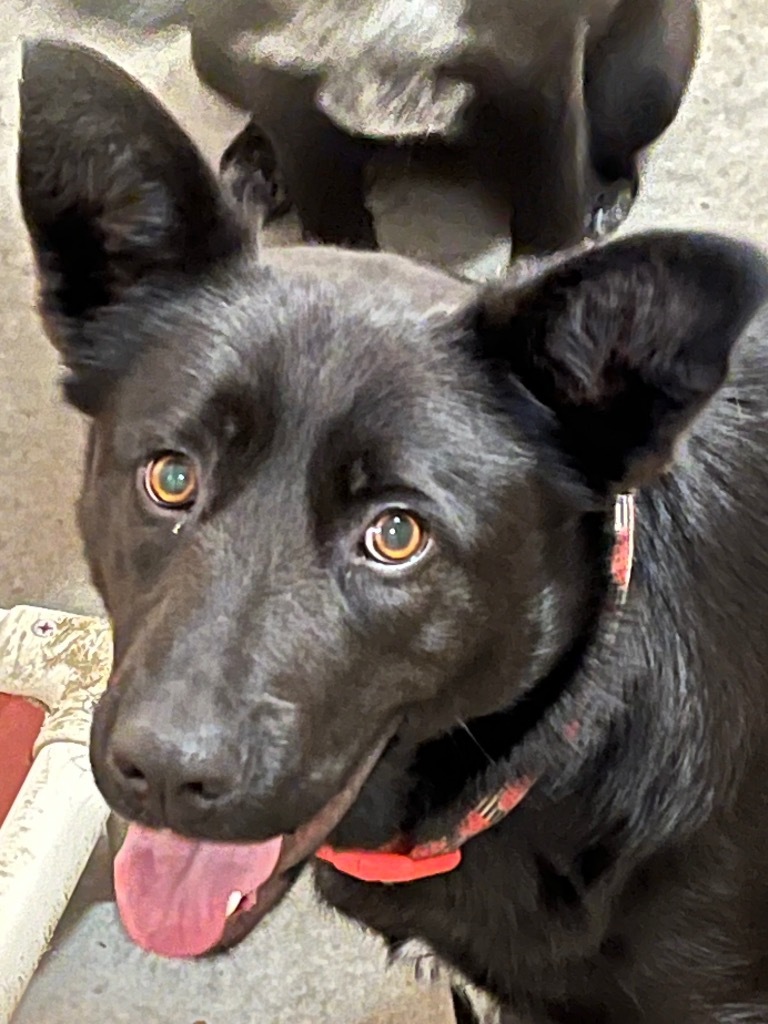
[98,253,541,543]
[106,255,533,516]
[118,254,481,444]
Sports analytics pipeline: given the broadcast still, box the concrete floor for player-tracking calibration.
[2,0,767,1020]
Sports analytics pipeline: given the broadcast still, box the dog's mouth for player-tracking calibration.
[113,738,391,959]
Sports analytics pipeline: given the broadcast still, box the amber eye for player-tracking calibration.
[144,453,198,509]
[364,510,429,565]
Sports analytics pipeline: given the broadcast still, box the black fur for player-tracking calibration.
[18,41,768,1024]
[190,0,699,256]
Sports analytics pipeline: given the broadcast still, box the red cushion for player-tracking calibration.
[0,694,45,825]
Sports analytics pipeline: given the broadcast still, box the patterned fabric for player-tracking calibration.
[0,605,112,1019]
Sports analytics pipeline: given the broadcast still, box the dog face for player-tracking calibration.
[18,40,767,958]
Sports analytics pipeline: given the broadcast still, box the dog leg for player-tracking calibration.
[246,72,377,250]
[508,84,589,257]
[221,112,377,248]
[480,27,590,258]
[584,0,700,230]
[277,124,377,250]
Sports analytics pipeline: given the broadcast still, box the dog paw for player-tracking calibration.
[586,179,636,240]
[220,120,291,223]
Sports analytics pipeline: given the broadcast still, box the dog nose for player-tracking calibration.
[107,725,239,824]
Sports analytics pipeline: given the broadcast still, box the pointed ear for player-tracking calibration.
[473,233,768,491]
[18,40,247,411]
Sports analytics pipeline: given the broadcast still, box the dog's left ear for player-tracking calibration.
[473,233,768,490]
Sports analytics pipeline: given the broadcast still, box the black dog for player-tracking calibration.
[190,0,700,256]
[18,40,768,1024]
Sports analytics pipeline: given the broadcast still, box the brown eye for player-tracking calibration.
[364,510,429,565]
[144,453,198,509]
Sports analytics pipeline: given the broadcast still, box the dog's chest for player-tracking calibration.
[239,0,470,69]
[234,0,581,138]
[236,0,476,138]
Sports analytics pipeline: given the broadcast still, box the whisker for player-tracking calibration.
[456,718,494,765]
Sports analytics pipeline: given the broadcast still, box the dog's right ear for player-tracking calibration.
[18,40,247,413]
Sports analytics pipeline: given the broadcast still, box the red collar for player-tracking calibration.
[316,493,636,884]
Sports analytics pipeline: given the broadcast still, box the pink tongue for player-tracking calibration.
[114,824,284,958]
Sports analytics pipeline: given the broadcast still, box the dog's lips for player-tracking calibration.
[113,737,392,958]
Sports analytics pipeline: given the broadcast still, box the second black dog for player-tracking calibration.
[191,0,700,256]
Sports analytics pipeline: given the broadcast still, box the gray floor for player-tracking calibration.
[2,0,767,1020]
